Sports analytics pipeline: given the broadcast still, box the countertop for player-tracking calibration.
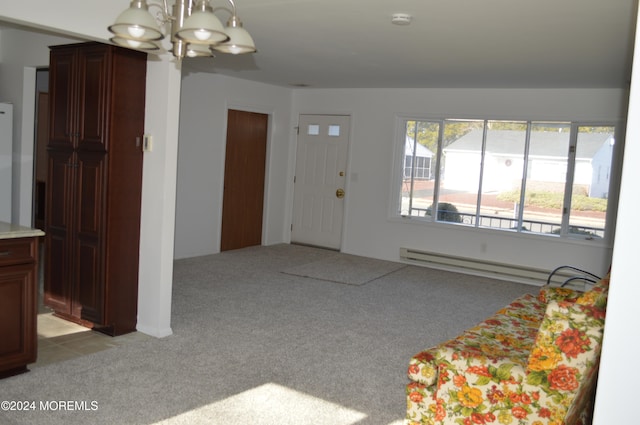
[0,221,45,240]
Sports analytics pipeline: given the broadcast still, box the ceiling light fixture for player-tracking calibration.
[391,13,412,26]
[108,0,256,59]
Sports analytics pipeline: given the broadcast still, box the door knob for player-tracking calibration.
[336,188,345,199]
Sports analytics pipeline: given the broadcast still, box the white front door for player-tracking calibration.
[291,114,350,250]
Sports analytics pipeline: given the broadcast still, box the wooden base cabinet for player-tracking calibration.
[0,236,41,378]
[44,42,146,336]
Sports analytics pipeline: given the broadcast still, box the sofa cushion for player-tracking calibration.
[407,293,542,387]
[537,286,582,304]
[527,300,604,373]
[576,273,609,313]
[538,273,610,307]
[496,292,546,324]
[523,299,605,423]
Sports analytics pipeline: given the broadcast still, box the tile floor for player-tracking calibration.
[34,309,151,368]
[31,246,150,368]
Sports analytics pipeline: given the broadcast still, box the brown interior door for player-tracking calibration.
[220,109,268,251]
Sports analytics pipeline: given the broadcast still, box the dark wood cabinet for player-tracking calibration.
[0,235,41,378]
[44,42,147,336]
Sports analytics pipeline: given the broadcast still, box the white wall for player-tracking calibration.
[0,0,126,42]
[592,8,640,423]
[0,28,79,224]
[0,102,11,222]
[292,88,627,277]
[176,83,625,276]
[137,57,181,338]
[174,72,293,259]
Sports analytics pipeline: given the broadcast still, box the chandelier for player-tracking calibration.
[108,0,256,59]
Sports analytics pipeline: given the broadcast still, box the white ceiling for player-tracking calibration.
[181,0,638,89]
[2,0,637,89]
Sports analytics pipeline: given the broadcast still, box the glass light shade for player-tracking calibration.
[110,36,160,51]
[213,22,256,54]
[175,1,229,45]
[108,1,163,41]
[186,43,215,58]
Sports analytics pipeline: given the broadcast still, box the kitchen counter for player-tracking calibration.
[0,221,45,239]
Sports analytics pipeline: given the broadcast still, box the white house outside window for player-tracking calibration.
[396,118,617,240]
[404,136,433,179]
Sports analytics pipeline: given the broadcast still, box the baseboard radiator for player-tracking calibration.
[399,247,574,286]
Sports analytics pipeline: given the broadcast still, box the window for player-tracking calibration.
[328,124,341,137]
[396,118,617,240]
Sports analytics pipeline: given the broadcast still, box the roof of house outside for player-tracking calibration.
[444,129,613,159]
[405,137,434,158]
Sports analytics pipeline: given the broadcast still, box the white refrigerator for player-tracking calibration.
[0,102,12,223]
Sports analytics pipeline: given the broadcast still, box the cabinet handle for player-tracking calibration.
[0,251,10,257]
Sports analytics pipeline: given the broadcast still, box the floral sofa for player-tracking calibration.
[405,273,609,425]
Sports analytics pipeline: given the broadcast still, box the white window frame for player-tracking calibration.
[390,115,623,244]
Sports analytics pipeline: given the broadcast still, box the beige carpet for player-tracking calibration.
[1,244,536,425]
[281,253,407,285]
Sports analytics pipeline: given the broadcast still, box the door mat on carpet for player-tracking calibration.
[282,254,406,285]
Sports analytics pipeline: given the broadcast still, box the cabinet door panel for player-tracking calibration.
[0,276,24,356]
[44,232,71,314]
[75,241,102,323]
[44,151,73,315]
[73,153,105,323]
[48,47,76,149]
[77,46,110,152]
[0,264,37,371]
[46,151,74,230]
[76,153,104,236]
